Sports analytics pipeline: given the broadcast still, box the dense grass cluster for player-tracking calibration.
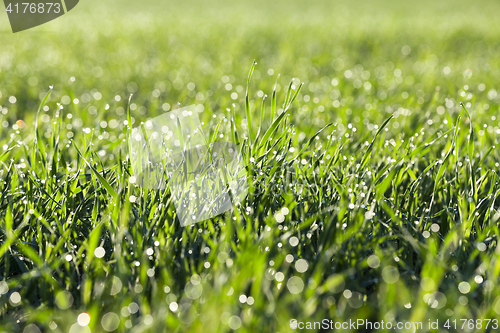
[2,0,500,332]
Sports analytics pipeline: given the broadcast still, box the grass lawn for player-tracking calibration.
[2,0,500,331]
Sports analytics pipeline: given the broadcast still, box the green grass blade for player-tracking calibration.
[246,60,257,145]
[357,114,393,172]
[73,141,118,199]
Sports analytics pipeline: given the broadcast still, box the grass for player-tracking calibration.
[2,0,500,332]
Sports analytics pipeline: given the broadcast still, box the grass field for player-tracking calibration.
[2,0,500,332]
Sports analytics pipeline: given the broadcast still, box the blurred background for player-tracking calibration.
[1,0,500,145]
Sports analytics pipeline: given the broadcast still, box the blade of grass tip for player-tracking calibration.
[175,115,185,151]
[325,139,346,174]
[126,94,134,154]
[476,145,494,169]
[293,123,334,160]
[197,125,213,165]
[33,87,52,170]
[285,82,303,111]
[257,107,287,152]
[208,119,223,164]
[460,102,477,202]
[255,94,267,143]
[49,105,63,177]
[127,94,133,127]
[73,141,118,199]
[407,127,454,160]
[231,103,240,145]
[357,114,394,172]
[211,118,223,146]
[0,146,15,163]
[282,80,294,110]
[257,83,303,151]
[271,74,280,121]
[246,60,257,146]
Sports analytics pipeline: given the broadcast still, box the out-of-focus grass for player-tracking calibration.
[2,0,500,332]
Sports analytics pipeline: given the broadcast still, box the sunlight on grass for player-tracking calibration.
[1,0,500,332]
